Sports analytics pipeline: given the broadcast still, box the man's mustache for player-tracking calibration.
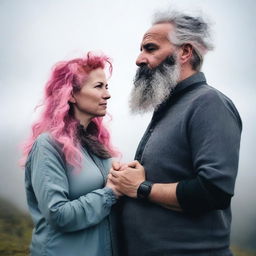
[135,65,155,82]
[135,55,176,83]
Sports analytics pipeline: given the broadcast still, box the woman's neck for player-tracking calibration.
[79,118,91,129]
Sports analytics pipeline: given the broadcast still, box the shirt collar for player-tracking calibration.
[152,72,207,120]
[172,72,207,96]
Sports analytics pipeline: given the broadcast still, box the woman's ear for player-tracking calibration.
[179,44,193,64]
[69,92,76,103]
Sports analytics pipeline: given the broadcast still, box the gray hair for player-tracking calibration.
[152,10,214,71]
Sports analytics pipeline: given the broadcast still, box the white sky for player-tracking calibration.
[0,0,256,249]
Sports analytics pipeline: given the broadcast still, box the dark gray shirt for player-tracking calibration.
[118,72,242,256]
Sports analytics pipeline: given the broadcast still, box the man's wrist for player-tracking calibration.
[137,181,153,199]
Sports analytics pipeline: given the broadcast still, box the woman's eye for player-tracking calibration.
[95,83,108,89]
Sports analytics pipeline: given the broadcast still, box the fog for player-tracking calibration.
[0,0,255,250]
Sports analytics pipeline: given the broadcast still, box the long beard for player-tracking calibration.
[129,55,180,114]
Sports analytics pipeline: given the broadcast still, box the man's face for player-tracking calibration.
[129,23,181,114]
[136,23,176,69]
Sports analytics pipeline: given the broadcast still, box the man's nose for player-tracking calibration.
[136,52,148,67]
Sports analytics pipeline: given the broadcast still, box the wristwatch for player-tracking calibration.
[137,181,153,199]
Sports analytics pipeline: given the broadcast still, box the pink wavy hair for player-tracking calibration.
[21,52,117,169]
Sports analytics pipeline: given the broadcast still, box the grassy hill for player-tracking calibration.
[0,197,33,256]
[232,247,256,256]
[0,197,255,256]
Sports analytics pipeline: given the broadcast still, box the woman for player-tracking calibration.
[21,52,120,256]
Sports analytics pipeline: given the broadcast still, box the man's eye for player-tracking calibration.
[144,44,158,52]
[147,47,156,52]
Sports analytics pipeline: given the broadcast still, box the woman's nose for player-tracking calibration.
[103,90,111,99]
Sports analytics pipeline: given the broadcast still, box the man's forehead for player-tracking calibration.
[141,23,172,43]
[142,32,167,42]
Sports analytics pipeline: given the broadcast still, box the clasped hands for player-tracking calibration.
[106,160,145,198]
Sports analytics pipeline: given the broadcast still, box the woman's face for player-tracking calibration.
[71,68,111,124]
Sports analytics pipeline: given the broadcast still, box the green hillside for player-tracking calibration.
[0,197,255,256]
[0,197,32,256]
[232,247,256,256]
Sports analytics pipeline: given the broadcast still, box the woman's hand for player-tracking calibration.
[112,161,128,171]
[106,177,123,198]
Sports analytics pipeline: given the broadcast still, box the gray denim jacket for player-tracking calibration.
[25,133,118,256]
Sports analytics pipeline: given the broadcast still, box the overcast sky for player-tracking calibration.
[0,0,255,250]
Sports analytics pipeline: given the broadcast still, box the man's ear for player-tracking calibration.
[179,44,193,64]
[69,92,76,103]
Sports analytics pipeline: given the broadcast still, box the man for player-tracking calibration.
[109,10,242,256]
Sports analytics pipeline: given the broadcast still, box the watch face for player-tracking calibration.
[137,181,153,199]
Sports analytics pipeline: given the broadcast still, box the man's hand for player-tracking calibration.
[108,160,146,198]
[110,161,181,211]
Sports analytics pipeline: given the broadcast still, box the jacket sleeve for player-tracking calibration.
[177,90,242,214]
[29,134,116,232]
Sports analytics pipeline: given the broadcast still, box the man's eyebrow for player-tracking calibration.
[140,42,158,51]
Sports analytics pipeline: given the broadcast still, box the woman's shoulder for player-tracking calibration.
[32,132,63,156]
[34,132,56,148]
[26,133,65,166]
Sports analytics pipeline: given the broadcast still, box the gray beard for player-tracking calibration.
[129,59,180,114]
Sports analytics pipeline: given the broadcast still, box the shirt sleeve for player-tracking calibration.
[177,89,242,214]
[29,134,116,232]
[176,176,232,215]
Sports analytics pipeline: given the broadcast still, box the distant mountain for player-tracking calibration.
[0,197,33,256]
